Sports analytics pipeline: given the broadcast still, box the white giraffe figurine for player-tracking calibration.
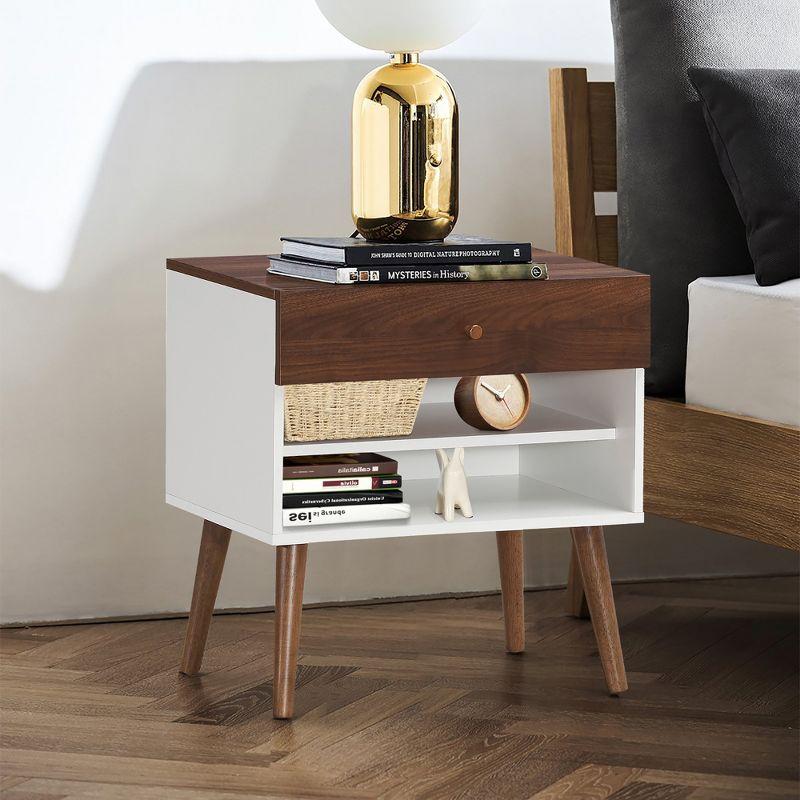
[435,447,473,522]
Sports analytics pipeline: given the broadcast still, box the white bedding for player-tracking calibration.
[685,274,800,426]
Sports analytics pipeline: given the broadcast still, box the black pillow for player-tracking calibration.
[688,68,800,287]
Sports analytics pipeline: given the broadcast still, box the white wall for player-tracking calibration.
[1,0,794,624]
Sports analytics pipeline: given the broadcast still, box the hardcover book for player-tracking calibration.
[280,235,532,266]
[282,453,398,480]
[283,503,411,526]
[268,255,548,285]
[282,490,403,509]
[283,475,402,494]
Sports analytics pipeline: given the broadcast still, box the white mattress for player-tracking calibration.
[685,275,800,426]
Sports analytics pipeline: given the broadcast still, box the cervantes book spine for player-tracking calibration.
[282,490,403,509]
[337,263,548,284]
[344,242,532,266]
[282,459,398,480]
[283,503,411,526]
[283,475,402,494]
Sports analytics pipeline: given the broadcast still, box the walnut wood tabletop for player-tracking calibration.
[167,250,650,384]
[166,250,644,296]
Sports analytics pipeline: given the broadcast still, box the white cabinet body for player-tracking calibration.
[167,271,644,546]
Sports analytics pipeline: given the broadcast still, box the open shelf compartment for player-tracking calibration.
[271,370,643,544]
[274,473,642,545]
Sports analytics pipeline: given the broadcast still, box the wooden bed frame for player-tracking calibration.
[549,68,799,614]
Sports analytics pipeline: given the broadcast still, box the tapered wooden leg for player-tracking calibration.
[180,520,231,676]
[273,544,308,719]
[496,530,525,653]
[566,544,590,618]
[570,526,627,695]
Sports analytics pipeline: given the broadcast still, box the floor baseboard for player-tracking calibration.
[1,571,796,630]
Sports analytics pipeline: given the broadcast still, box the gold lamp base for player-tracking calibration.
[352,53,458,242]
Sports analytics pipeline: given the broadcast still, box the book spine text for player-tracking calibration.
[346,243,532,266]
[282,491,403,509]
[282,503,411,526]
[338,264,548,284]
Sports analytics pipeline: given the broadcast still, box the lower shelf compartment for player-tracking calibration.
[273,474,642,545]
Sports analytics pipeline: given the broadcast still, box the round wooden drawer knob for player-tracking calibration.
[466,324,483,340]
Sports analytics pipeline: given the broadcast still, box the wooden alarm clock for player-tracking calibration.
[454,374,531,431]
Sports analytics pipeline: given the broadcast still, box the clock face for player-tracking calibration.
[473,374,530,430]
[454,374,532,431]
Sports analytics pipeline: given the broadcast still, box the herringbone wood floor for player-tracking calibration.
[0,576,797,799]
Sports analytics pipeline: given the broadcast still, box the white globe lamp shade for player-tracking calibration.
[315,0,490,53]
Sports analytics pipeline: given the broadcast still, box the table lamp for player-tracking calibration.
[315,0,489,241]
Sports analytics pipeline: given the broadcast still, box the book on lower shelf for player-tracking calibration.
[283,453,398,479]
[283,503,411,526]
[283,490,404,509]
[283,475,402,493]
[282,453,409,527]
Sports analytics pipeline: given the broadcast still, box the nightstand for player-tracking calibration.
[166,251,650,719]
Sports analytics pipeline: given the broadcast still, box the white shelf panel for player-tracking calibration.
[271,475,641,545]
[282,403,615,456]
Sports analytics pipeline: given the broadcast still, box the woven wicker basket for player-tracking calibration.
[284,379,428,442]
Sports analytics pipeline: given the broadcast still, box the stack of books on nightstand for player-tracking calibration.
[282,453,409,526]
[267,235,548,284]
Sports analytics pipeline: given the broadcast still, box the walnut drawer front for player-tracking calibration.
[276,277,650,384]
